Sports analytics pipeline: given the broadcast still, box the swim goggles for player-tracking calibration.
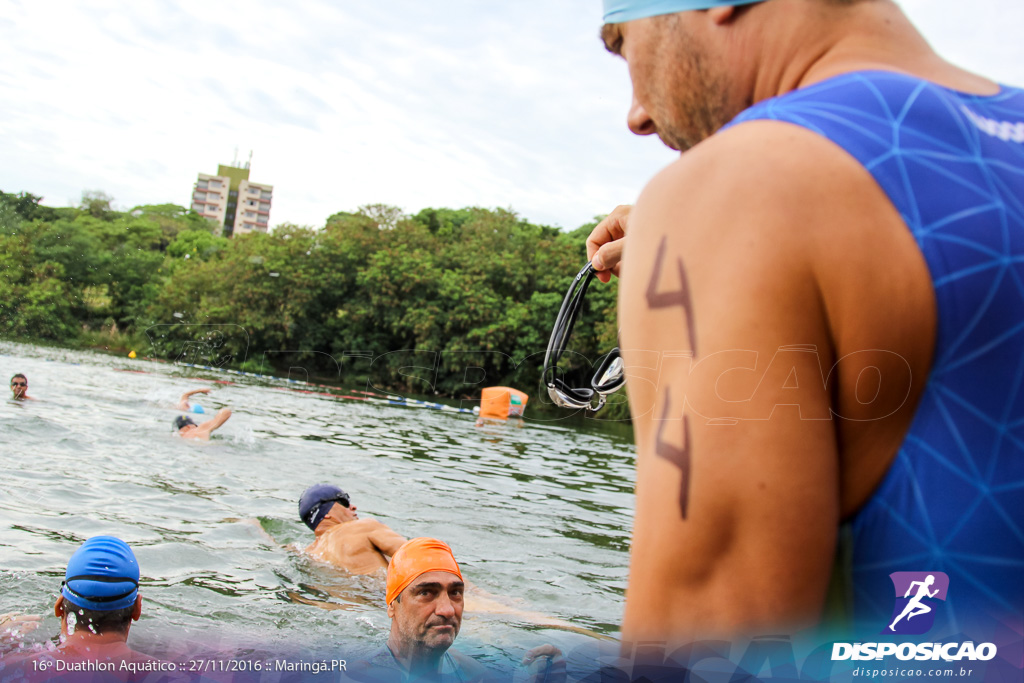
[325,496,350,510]
[542,262,625,413]
[61,575,139,604]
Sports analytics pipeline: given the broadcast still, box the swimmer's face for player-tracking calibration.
[605,15,731,152]
[325,500,358,523]
[10,377,27,398]
[388,571,464,652]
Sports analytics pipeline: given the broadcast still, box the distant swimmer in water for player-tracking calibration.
[299,483,407,574]
[176,387,210,413]
[172,389,231,440]
[10,374,33,400]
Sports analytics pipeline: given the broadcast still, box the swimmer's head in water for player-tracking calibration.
[386,537,462,606]
[173,415,197,431]
[10,373,27,396]
[299,483,351,531]
[62,536,140,612]
[603,0,767,23]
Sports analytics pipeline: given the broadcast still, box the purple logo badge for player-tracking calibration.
[884,572,949,635]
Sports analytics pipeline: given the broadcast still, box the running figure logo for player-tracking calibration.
[884,572,949,635]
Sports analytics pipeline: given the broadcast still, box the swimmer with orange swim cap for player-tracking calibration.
[354,538,564,682]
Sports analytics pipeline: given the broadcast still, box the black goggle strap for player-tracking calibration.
[543,264,596,386]
[306,496,349,527]
[62,574,139,604]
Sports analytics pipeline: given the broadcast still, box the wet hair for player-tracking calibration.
[11,373,26,383]
[62,598,134,635]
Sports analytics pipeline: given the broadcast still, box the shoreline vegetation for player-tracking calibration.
[0,190,629,421]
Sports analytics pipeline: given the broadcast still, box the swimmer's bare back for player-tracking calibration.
[305,518,405,574]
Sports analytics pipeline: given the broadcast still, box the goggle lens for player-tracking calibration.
[542,263,623,414]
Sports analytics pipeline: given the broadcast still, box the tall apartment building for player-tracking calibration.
[190,162,272,236]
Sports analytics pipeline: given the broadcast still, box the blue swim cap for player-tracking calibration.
[62,536,140,611]
[190,403,205,414]
[603,0,767,24]
[299,483,350,531]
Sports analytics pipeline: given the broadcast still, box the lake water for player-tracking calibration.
[0,341,635,676]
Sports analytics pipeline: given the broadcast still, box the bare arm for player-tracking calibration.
[619,123,846,644]
[177,387,210,410]
[195,407,232,436]
[366,522,407,559]
[0,612,40,646]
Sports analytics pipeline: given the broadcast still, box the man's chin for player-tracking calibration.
[423,629,457,650]
[657,133,681,151]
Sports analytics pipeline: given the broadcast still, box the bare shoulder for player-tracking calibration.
[447,648,490,679]
[633,118,879,253]
[351,517,384,530]
[624,116,915,354]
[325,518,384,537]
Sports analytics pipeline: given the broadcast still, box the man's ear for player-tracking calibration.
[131,595,142,622]
[386,600,396,619]
[54,596,64,619]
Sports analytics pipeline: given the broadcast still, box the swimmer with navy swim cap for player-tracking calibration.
[299,483,409,574]
[171,387,231,440]
[587,0,1024,650]
[298,486,607,639]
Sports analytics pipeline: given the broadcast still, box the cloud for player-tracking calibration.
[0,0,1020,230]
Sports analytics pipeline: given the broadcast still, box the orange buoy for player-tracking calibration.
[479,386,529,420]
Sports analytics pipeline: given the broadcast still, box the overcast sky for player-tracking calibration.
[2,0,1022,231]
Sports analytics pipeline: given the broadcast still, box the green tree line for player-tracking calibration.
[0,190,626,418]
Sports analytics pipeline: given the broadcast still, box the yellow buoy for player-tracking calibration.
[128,350,137,359]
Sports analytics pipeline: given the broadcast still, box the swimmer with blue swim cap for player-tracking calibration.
[47,536,161,664]
[177,386,210,413]
[587,0,1018,649]
[602,0,767,24]
[598,0,774,153]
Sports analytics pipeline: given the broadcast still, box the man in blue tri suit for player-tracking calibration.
[587,0,1024,647]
